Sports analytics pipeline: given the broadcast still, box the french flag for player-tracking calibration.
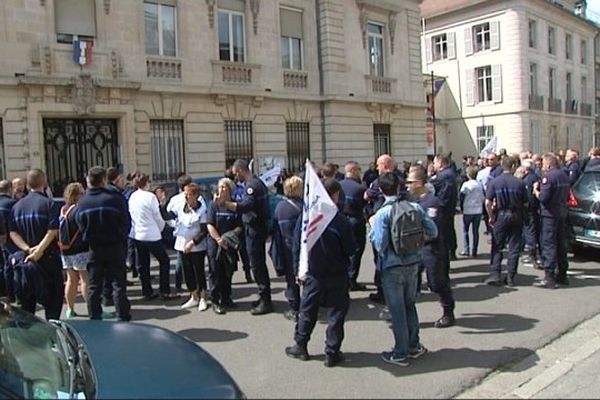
[73,38,93,66]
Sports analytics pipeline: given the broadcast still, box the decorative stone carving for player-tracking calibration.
[206,0,216,28]
[104,0,111,15]
[389,12,397,54]
[250,0,260,35]
[42,46,52,75]
[214,94,228,106]
[110,51,119,79]
[252,96,263,108]
[358,4,368,49]
[31,45,40,67]
[71,74,96,115]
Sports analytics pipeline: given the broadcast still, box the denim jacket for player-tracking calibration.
[369,196,438,270]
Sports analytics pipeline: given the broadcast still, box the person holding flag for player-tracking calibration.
[285,161,357,368]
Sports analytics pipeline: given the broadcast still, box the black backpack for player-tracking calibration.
[389,200,425,256]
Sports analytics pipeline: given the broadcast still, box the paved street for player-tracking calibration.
[65,218,600,398]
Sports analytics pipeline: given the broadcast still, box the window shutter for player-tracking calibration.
[425,37,432,64]
[465,69,474,106]
[464,27,473,56]
[55,0,96,36]
[490,20,500,50]
[218,0,246,12]
[280,8,303,39]
[492,64,502,103]
[447,32,456,59]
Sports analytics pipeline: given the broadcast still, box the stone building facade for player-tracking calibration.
[0,0,426,195]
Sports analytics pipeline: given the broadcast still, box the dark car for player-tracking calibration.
[0,303,244,399]
[568,164,600,253]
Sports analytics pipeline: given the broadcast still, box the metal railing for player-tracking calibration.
[528,94,544,111]
[548,98,562,113]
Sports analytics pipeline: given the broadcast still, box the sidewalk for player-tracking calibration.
[457,312,600,399]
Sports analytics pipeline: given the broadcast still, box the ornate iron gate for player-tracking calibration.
[43,119,119,196]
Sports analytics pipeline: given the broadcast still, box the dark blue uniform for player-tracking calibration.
[486,173,528,283]
[236,176,271,302]
[413,192,455,317]
[431,167,458,265]
[339,177,367,286]
[585,158,600,171]
[273,197,303,312]
[9,191,63,319]
[233,182,251,279]
[522,170,541,262]
[539,167,570,283]
[292,212,357,357]
[76,187,131,321]
[0,194,17,300]
[564,161,581,186]
[489,164,503,179]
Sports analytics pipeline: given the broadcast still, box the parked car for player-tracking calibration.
[0,302,244,399]
[568,164,600,253]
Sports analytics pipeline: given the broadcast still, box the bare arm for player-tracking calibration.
[10,231,30,252]
[26,230,57,262]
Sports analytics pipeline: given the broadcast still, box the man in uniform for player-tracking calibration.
[217,159,272,315]
[340,161,367,291]
[431,154,458,264]
[563,149,581,186]
[484,157,528,286]
[0,181,16,301]
[9,169,62,319]
[534,153,571,288]
[487,153,503,180]
[520,159,542,267]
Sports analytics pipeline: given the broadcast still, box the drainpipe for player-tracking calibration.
[315,0,327,162]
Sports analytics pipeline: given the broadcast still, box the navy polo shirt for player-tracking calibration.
[0,194,17,250]
[237,176,268,231]
[564,161,581,186]
[340,178,366,219]
[522,170,541,212]
[207,202,242,257]
[485,172,527,211]
[413,191,447,243]
[539,167,570,218]
[274,196,302,249]
[431,167,458,212]
[585,158,600,171]
[9,191,59,250]
[489,164,503,179]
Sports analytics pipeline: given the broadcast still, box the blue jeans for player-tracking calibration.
[462,214,482,255]
[135,239,172,296]
[381,264,420,358]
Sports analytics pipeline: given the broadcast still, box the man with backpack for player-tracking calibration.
[369,172,438,366]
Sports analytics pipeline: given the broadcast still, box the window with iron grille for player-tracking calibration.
[373,124,391,159]
[0,119,5,180]
[476,125,494,153]
[150,120,185,182]
[286,122,309,173]
[224,120,253,168]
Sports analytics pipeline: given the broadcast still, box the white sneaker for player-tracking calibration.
[181,296,199,309]
[198,298,209,311]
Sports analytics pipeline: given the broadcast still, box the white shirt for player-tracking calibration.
[129,189,165,242]
[171,197,208,252]
[460,179,485,215]
[476,166,491,192]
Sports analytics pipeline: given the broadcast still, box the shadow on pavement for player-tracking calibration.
[131,307,188,321]
[453,312,538,334]
[178,328,249,343]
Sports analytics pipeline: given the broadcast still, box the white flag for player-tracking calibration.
[479,135,498,158]
[259,165,281,188]
[298,160,338,280]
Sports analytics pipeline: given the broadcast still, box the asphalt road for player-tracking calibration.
[65,218,600,399]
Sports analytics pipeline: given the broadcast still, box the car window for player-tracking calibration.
[574,172,600,197]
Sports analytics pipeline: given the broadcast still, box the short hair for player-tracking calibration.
[407,165,427,183]
[501,156,517,171]
[27,169,46,190]
[87,166,106,187]
[232,159,250,172]
[217,177,236,193]
[0,180,11,194]
[284,176,303,198]
[184,182,200,197]
[133,173,150,189]
[344,161,360,174]
[543,153,559,168]
[321,163,336,178]
[177,174,192,190]
[591,147,600,157]
[378,172,399,196]
[466,166,478,179]
[106,167,121,183]
[126,170,140,181]
[435,153,450,166]
[321,178,341,197]
[521,159,533,169]
[63,182,84,207]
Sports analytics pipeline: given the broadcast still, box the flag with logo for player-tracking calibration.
[298,159,338,280]
[73,37,93,66]
[259,165,281,188]
[479,135,498,158]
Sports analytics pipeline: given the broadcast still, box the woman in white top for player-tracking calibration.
[459,166,485,257]
[129,173,176,301]
[170,183,210,311]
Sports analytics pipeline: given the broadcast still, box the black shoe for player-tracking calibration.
[213,303,226,315]
[131,269,139,278]
[471,253,478,259]
[504,275,515,287]
[434,314,455,328]
[324,352,344,367]
[126,280,134,287]
[484,275,502,286]
[250,299,273,315]
[223,299,238,309]
[142,293,159,301]
[369,292,385,305]
[285,344,309,361]
[534,273,557,289]
[349,282,368,291]
[283,309,298,321]
[251,299,261,307]
[160,293,180,301]
[244,270,254,284]
[449,253,458,261]
[102,298,114,307]
[555,275,569,286]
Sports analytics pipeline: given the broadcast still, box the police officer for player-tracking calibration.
[0,180,17,301]
[520,159,542,268]
[406,166,455,328]
[340,161,367,291]
[487,153,503,179]
[286,178,357,367]
[563,149,581,186]
[218,159,272,315]
[484,156,528,286]
[226,168,253,284]
[76,166,131,321]
[533,153,570,288]
[431,153,458,264]
[9,169,63,319]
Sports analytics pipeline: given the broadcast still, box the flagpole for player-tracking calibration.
[431,70,436,155]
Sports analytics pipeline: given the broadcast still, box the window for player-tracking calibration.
[368,23,385,77]
[286,122,310,173]
[549,125,558,150]
[432,34,448,61]
[566,72,572,101]
[476,66,493,102]
[144,2,177,56]
[528,19,537,48]
[549,67,556,99]
[473,23,491,52]
[224,120,253,168]
[548,27,555,54]
[581,76,588,103]
[565,33,572,60]
[219,7,246,62]
[0,119,5,180]
[150,120,185,182]
[581,39,587,64]
[530,120,541,153]
[476,125,494,153]
[280,8,303,70]
[596,65,600,91]
[529,63,538,96]
[373,124,391,158]
[55,0,96,43]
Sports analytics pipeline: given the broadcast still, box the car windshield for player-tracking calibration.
[574,172,600,199]
[0,304,71,399]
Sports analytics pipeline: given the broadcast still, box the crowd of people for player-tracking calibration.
[0,144,597,367]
